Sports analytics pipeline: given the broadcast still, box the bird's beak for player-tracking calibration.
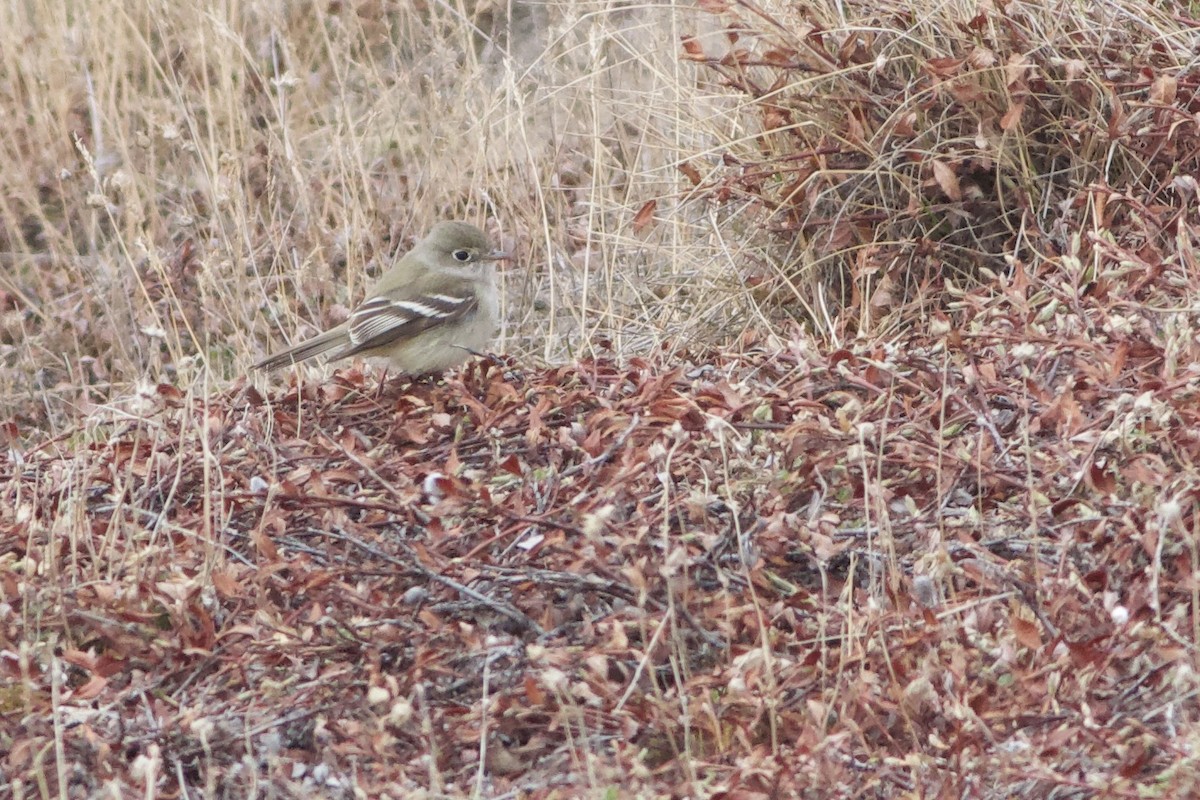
[485,249,510,262]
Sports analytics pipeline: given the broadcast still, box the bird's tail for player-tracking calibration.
[254,327,348,371]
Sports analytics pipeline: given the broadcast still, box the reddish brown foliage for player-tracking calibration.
[4,327,1200,795]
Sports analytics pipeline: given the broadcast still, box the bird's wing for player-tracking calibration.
[254,326,350,371]
[340,291,479,355]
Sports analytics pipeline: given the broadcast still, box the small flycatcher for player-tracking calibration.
[255,221,506,373]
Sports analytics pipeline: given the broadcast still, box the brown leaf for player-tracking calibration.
[761,104,791,132]
[1118,743,1151,779]
[925,57,964,78]
[931,159,962,201]
[966,11,988,31]
[828,349,857,368]
[1004,53,1032,87]
[1149,74,1177,106]
[1012,616,1042,649]
[1086,458,1117,494]
[211,569,241,598]
[252,526,279,561]
[72,675,108,701]
[524,675,546,705]
[681,36,706,60]
[720,48,753,68]
[967,46,996,69]
[1107,94,1127,137]
[762,47,797,67]
[632,200,657,233]
[1000,101,1025,131]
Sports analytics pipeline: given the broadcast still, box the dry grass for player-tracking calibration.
[681,0,1200,341]
[7,0,1200,797]
[0,0,747,435]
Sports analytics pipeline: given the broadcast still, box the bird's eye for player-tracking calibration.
[452,249,472,262]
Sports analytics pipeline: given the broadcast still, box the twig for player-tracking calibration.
[322,528,545,636]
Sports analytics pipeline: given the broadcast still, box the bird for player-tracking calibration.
[254,221,507,374]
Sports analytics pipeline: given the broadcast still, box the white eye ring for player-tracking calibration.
[452,249,472,262]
